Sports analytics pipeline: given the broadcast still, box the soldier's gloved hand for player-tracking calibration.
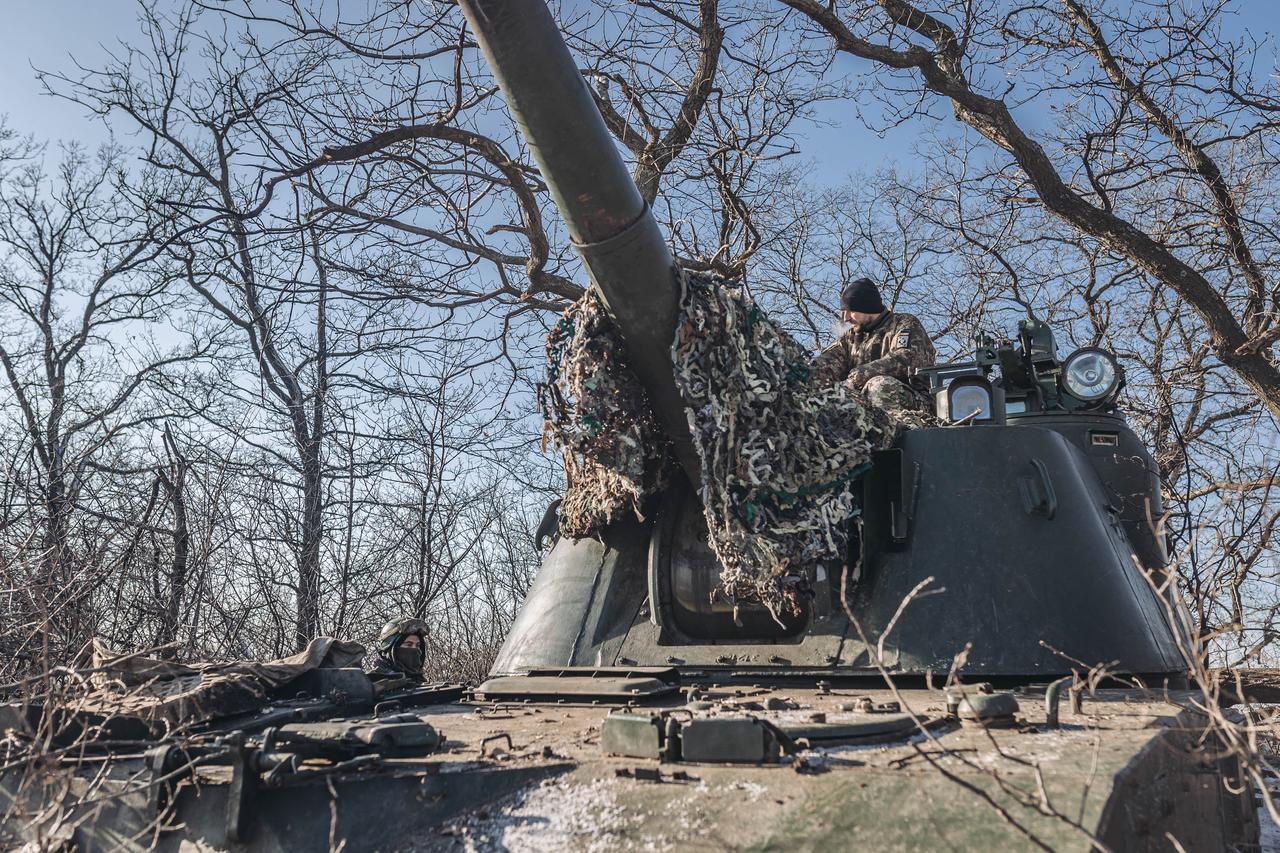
[844,369,872,391]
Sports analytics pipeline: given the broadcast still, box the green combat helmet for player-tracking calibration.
[372,616,428,681]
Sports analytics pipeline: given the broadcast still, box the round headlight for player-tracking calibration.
[1062,348,1119,402]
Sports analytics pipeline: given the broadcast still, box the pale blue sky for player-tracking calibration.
[3,2,1279,177]
[0,0,137,143]
[0,0,919,174]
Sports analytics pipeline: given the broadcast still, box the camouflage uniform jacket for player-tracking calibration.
[810,310,935,391]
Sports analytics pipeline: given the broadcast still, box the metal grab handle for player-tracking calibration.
[1044,676,1084,728]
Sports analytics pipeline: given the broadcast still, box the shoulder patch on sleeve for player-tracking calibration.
[894,330,911,349]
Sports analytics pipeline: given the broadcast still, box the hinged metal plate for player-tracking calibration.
[679,717,780,764]
[474,674,678,702]
[276,720,441,756]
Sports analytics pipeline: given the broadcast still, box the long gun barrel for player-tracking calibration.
[457,0,699,478]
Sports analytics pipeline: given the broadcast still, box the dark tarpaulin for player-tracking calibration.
[71,636,367,733]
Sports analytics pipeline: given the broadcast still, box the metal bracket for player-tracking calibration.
[890,460,922,545]
[481,733,515,757]
[225,734,258,844]
[146,744,181,817]
[1019,458,1058,519]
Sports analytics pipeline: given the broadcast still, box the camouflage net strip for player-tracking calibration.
[673,273,899,613]
[538,296,671,536]
[539,272,899,614]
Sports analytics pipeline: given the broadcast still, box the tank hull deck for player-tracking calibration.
[6,685,1256,852]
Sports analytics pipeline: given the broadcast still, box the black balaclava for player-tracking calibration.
[392,639,425,676]
[840,277,886,315]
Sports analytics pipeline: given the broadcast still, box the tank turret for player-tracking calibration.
[461,0,1184,682]
[492,322,1185,679]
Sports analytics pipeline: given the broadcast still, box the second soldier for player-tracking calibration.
[811,277,935,419]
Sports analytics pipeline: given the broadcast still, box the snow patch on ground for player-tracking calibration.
[450,773,776,851]
[930,728,1104,771]
[726,779,768,801]
[806,730,930,757]
[458,778,634,852]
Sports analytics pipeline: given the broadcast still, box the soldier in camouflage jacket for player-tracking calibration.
[810,277,936,417]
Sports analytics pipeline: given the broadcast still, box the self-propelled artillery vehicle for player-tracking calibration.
[0,1,1262,850]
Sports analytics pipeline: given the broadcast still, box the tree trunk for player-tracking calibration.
[295,440,323,649]
[156,431,190,654]
[295,228,330,650]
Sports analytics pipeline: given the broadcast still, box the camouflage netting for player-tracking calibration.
[539,271,900,615]
[538,295,672,535]
[673,273,901,612]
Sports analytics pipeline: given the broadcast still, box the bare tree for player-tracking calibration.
[779,0,1280,418]
[17,0,1271,683]
[31,0,843,655]
[0,141,205,669]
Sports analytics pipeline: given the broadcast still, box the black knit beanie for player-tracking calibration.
[840,277,885,314]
